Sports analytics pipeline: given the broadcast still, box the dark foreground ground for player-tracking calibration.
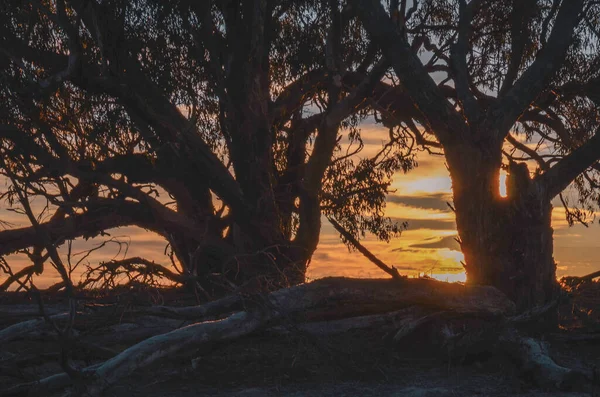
[106,328,599,397]
[1,279,599,396]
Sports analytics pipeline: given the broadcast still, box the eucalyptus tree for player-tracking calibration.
[351,0,600,310]
[3,0,599,312]
[0,0,413,293]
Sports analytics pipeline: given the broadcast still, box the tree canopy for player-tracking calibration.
[0,0,599,301]
[0,0,414,292]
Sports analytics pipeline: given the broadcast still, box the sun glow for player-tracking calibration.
[499,170,508,198]
[430,272,467,283]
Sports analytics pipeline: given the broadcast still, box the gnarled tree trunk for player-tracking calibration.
[447,142,557,311]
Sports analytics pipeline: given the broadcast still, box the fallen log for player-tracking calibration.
[74,277,514,394]
[2,364,103,397]
[268,306,424,336]
[112,293,242,320]
[0,277,517,395]
[0,313,70,344]
[549,332,600,343]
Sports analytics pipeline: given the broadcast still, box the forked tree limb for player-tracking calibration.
[0,265,36,291]
[490,0,584,137]
[351,0,467,144]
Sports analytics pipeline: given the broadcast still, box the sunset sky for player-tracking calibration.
[309,121,600,283]
[1,120,599,288]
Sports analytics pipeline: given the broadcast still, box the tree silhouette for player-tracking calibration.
[352,0,600,310]
[0,0,412,293]
[1,0,600,311]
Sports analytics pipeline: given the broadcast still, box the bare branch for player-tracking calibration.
[80,257,189,289]
[535,127,600,199]
[327,217,402,280]
[0,200,159,257]
[505,134,549,171]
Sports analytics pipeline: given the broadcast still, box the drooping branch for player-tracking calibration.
[327,217,401,280]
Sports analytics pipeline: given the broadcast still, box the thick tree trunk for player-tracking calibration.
[446,142,557,312]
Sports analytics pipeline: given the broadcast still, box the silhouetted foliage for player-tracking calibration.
[351,0,600,309]
[1,1,600,309]
[0,0,414,293]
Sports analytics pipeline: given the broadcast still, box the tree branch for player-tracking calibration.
[535,127,600,199]
[450,0,482,121]
[271,69,328,127]
[505,134,549,171]
[327,217,402,280]
[79,257,189,288]
[488,0,584,139]
[499,0,537,96]
[0,200,161,257]
[351,0,468,145]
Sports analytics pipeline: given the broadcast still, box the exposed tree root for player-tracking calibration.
[501,331,589,390]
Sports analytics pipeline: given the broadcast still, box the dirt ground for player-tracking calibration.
[105,328,599,397]
[1,280,599,396]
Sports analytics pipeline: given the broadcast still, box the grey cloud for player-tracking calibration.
[409,235,460,250]
[312,252,333,262]
[391,248,422,253]
[389,265,418,270]
[438,266,464,272]
[387,193,453,211]
[390,218,456,231]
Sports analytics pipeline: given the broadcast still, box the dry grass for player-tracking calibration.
[559,278,600,330]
